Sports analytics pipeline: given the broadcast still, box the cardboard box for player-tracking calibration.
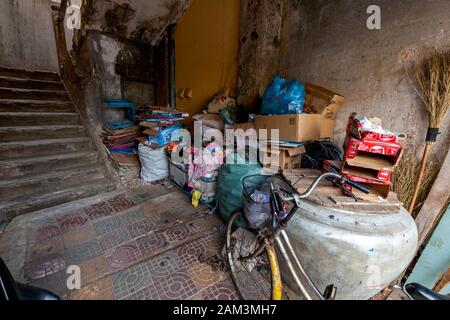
[255,114,337,142]
[304,83,345,119]
[255,84,344,143]
[344,136,403,166]
[323,160,391,200]
[342,162,393,182]
[341,172,391,199]
[259,145,306,171]
[234,122,255,131]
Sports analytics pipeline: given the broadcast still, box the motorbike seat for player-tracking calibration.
[404,283,450,301]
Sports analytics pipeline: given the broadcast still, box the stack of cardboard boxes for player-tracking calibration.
[325,113,404,200]
[256,84,345,172]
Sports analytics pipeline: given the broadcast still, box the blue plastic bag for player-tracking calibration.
[148,124,183,146]
[261,76,305,115]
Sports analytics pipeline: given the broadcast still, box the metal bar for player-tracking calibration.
[275,235,313,300]
[280,230,324,300]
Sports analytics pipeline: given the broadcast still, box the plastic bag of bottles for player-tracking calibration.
[261,76,305,115]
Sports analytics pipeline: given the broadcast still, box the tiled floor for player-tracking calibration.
[0,184,239,300]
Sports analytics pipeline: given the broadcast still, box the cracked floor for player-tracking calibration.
[0,184,239,300]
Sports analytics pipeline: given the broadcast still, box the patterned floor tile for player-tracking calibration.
[84,201,113,221]
[199,233,225,255]
[135,233,168,258]
[23,254,66,281]
[35,224,63,241]
[177,240,207,267]
[112,261,153,299]
[187,261,226,291]
[57,211,88,233]
[146,250,184,279]
[65,239,103,265]
[99,227,132,251]
[165,224,194,243]
[70,276,114,300]
[78,255,110,285]
[93,216,122,236]
[63,225,97,249]
[27,236,65,262]
[106,241,143,273]
[127,217,157,239]
[129,270,198,300]
[201,279,239,300]
[120,208,148,226]
[157,206,200,224]
[107,195,136,213]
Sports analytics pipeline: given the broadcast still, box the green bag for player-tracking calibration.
[218,155,263,222]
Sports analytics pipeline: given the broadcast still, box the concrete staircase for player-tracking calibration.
[0,67,115,222]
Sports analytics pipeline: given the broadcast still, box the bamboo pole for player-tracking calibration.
[408,143,432,214]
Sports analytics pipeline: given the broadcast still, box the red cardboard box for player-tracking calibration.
[323,160,391,200]
[346,113,398,143]
[344,135,404,166]
[341,162,393,183]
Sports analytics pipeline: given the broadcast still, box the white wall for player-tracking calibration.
[0,0,59,72]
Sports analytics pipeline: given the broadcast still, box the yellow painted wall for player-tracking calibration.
[175,0,241,116]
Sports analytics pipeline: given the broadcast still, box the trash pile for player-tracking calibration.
[138,107,189,147]
[101,100,144,176]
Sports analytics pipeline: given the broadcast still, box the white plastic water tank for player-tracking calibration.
[280,200,418,300]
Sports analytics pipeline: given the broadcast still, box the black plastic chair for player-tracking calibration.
[0,258,60,301]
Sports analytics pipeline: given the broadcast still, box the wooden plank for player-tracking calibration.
[415,149,450,246]
[282,169,402,212]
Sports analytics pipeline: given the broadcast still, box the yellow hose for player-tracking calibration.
[267,244,282,300]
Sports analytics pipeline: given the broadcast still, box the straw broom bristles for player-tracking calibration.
[392,153,439,216]
[416,51,450,128]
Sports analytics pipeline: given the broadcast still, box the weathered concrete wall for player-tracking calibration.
[238,0,283,111]
[0,0,58,71]
[239,0,450,161]
[86,0,192,45]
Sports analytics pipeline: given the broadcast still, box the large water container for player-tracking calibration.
[280,200,418,300]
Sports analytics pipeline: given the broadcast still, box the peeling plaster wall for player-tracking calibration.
[0,0,58,71]
[86,0,192,45]
[239,0,450,161]
[84,32,125,126]
[238,0,283,111]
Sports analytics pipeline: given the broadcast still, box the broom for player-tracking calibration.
[409,51,450,214]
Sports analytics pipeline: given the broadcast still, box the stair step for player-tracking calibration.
[0,87,69,101]
[0,137,92,160]
[0,99,74,113]
[0,67,60,82]
[0,179,116,222]
[0,125,86,142]
[0,164,107,201]
[0,151,99,179]
[0,112,79,126]
[0,76,64,91]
